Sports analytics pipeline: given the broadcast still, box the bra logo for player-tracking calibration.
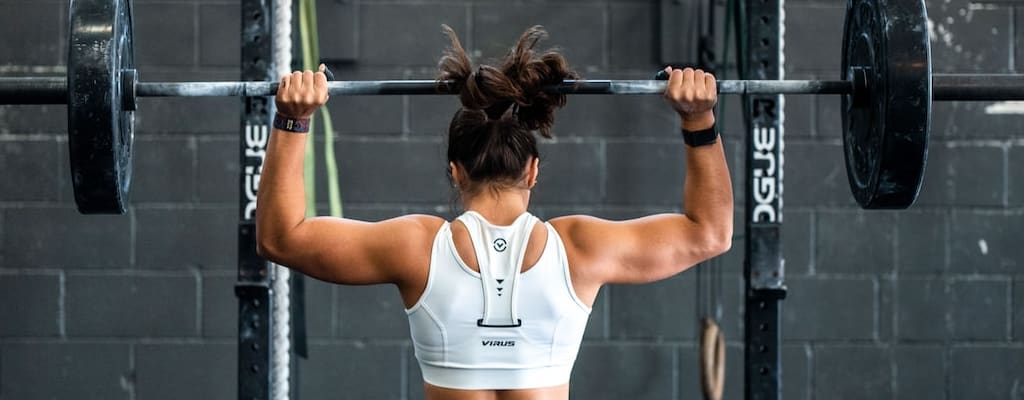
[481,340,516,347]
[493,238,507,252]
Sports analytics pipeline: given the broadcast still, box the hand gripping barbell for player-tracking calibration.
[1,0,1022,214]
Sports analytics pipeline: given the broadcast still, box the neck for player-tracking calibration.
[460,187,531,225]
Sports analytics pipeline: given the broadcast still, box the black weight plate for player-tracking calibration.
[841,0,931,209]
[68,0,135,214]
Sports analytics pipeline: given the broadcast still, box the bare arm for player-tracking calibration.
[554,67,733,286]
[255,66,439,285]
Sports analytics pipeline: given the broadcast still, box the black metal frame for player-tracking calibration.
[236,1,275,399]
[742,0,787,399]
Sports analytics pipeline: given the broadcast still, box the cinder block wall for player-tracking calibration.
[0,0,1021,399]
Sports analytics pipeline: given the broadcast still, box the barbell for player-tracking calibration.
[0,0,1021,214]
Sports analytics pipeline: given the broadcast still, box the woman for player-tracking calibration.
[257,26,732,400]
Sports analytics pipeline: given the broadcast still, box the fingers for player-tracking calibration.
[704,72,717,95]
[314,64,329,103]
[276,67,330,119]
[662,67,718,122]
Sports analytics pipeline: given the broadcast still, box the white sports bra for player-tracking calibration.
[405,211,591,390]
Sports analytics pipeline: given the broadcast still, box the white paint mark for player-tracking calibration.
[978,239,989,255]
[984,101,1024,115]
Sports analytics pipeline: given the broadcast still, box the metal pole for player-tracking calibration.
[932,74,1024,101]
[6,74,1024,102]
[0,77,66,104]
[743,0,786,399]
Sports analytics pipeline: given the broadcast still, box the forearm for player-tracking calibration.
[255,128,309,252]
[681,126,734,243]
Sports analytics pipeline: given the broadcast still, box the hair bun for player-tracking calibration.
[437,25,576,137]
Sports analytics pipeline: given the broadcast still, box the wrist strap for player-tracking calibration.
[273,113,310,133]
[681,124,718,147]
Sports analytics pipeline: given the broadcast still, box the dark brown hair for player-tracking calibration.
[438,24,577,193]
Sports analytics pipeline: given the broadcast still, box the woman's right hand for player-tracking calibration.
[276,64,330,119]
[662,67,718,131]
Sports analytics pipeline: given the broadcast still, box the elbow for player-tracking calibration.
[702,224,734,259]
[255,235,277,261]
[255,226,287,263]
[711,235,733,257]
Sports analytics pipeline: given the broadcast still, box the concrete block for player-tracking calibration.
[897,210,947,274]
[895,345,945,400]
[0,343,130,400]
[132,137,196,203]
[949,279,1008,340]
[783,277,875,340]
[359,4,467,66]
[927,6,1012,73]
[609,273,696,340]
[950,211,1023,273]
[134,3,196,67]
[0,273,60,336]
[785,142,856,207]
[783,5,845,73]
[532,141,603,205]
[781,209,812,276]
[815,210,896,274]
[473,4,605,69]
[0,140,60,201]
[136,343,235,400]
[0,3,62,65]
[813,344,891,399]
[196,136,240,204]
[609,4,658,70]
[199,4,241,67]
[333,139,448,204]
[605,140,685,206]
[950,346,1024,399]
[66,273,197,337]
[570,343,676,400]
[136,207,236,269]
[300,342,404,399]
[4,207,130,268]
[896,277,948,341]
[337,284,408,339]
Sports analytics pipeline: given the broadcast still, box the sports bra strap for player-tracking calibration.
[455,211,538,328]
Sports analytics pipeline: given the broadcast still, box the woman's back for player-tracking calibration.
[409,212,591,393]
[256,24,732,399]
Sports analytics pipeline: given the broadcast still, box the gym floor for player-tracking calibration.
[0,0,1022,399]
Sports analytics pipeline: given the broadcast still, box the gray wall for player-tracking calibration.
[1,0,1022,399]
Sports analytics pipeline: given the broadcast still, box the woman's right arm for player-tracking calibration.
[255,66,441,286]
[551,67,733,286]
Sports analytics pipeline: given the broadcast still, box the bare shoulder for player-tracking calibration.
[388,214,447,243]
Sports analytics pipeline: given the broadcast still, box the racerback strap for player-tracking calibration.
[456,211,538,328]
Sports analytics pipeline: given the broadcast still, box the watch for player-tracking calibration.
[681,125,718,147]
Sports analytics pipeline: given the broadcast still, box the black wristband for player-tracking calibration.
[681,124,718,147]
[273,113,310,133]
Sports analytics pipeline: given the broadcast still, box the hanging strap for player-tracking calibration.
[456,211,537,328]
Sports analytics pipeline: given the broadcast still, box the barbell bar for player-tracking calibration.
[5,74,1024,102]
[0,0,1020,214]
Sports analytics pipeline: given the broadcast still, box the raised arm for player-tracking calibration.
[255,66,440,286]
[553,67,733,286]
